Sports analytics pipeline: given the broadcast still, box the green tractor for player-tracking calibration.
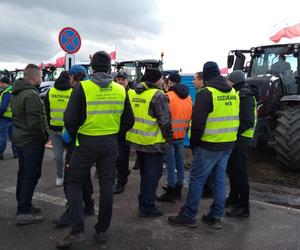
[115,59,163,86]
[228,43,300,172]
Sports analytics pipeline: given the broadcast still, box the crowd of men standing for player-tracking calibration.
[0,51,258,248]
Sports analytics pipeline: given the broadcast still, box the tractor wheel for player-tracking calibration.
[275,105,300,172]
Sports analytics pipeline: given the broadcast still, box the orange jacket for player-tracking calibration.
[167,91,192,139]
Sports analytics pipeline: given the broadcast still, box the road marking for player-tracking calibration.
[1,186,299,214]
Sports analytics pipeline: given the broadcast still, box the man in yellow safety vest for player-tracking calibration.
[56,51,134,248]
[168,61,239,229]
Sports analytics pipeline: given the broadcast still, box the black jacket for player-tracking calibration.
[44,74,72,132]
[127,81,172,153]
[64,72,134,151]
[234,82,259,145]
[190,75,236,151]
[168,84,189,99]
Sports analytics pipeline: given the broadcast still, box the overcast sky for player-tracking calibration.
[1,0,300,72]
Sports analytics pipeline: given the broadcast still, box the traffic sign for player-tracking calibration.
[58,27,81,54]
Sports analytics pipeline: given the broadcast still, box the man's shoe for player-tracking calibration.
[202,214,222,230]
[56,232,85,248]
[17,213,44,225]
[113,183,125,194]
[139,208,163,218]
[31,205,41,214]
[156,186,175,203]
[84,206,95,216]
[56,177,64,186]
[226,205,250,218]
[94,232,108,244]
[174,184,183,200]
[53,210,71,227]
[168,212,198,228]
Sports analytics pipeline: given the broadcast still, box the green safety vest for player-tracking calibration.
[77,79,126,139]
[201,87,240,143]
[126,83,165,145]
[0,88,12,118]
[49,87,72,126]
[241,96,257,138]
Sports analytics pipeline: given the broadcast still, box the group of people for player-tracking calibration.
[0,51,259,248]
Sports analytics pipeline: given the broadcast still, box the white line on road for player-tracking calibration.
[1,186,299,214]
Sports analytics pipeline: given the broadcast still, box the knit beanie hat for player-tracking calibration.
[69,65,87,76]
[91,51,111,73]
[227,70,245,85]
[168,72,181,83]
[202,61,220,81]
[0,76,11,85]
[142,68,163,83]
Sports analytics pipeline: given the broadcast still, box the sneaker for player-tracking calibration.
[202,214,222,230]
[56,177,64,186]
[94,232,108,244]
[139,208,163,218]
[156,186,175,203]
[226,205,250,218]
[168,212,198,228]
[84,206,95,216]
[52,210,71,228]
[56,232,85,248]
[31,205,42,214]
[113,183,125,194]
[16,213,44,225]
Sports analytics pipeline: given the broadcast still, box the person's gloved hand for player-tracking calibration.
[61,129,73,144]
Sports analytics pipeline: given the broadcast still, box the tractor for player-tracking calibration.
[227,43,300,172]
[115,59,163,86]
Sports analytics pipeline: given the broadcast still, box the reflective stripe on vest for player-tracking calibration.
[241,96,257,138]
[0,88,12,118]
[167,90,192,139]
[126,83,165,145]
[77,80,126,139]
[49,87,72,126]
[201,87,240,143]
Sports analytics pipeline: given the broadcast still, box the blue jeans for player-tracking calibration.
[0,118,17,156]
[165,139,185,187]
[49,130,64,178]
[182,146,232,220]
[16,141,45,214]
[136,151,163,213]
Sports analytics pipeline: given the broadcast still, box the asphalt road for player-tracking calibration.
[0,147,300,250]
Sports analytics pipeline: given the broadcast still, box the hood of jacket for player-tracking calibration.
[54,74,72,90]
[89,72,114,88]
[12,78,38,95]
[168,84,189,99]
[134,81,162,94]
[206,75,232,93]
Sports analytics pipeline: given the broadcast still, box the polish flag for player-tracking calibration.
[109,51,116,60]
[40,51,65,68]
[270,17,300,43]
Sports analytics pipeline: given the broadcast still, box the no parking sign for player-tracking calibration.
[58,27,81,54]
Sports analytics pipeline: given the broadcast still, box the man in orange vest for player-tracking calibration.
[157,73,192,202]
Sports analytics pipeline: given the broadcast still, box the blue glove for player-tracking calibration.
[61,129,73,144]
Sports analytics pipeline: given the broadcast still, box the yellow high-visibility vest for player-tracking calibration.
[126,83,165,145]
[201,87,240,143]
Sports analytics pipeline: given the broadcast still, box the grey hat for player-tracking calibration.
[227,70,245,84]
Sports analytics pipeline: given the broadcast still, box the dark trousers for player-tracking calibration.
[64,145,94,209]
[227,145,250,207]
[16,141,45,214]
[64,147,117,235]
[116,141,130,185]
[136,151,163,213]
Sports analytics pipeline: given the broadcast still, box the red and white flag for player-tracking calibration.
[270,17,300,43]
[109,51,116,60]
